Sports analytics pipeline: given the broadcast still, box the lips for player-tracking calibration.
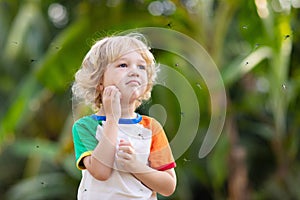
[126,80,141,85]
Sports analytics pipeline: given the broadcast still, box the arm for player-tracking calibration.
[117,140,177,196]
[133,167,176,196]
[83,86,121,181]
[83,120,118,180]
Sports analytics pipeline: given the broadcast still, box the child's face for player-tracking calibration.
[101,50,148,103]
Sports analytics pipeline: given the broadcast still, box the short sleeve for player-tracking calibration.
[72,116,99,170]
[141,116,176,171]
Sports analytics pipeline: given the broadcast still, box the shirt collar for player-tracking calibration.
[91,113,142,124]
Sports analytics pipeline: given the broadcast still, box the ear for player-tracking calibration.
[97,83,104,92]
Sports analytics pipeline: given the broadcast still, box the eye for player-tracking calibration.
[138,65,146,70]
[119,63,127,68]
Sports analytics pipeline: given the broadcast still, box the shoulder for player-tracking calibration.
[73,115,97,126]
[139,115,164,133]
[72,115,99,132]
[139,115,156,126]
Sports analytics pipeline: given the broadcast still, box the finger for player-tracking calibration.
[103,86,112,96]
[111,89,121,100]
[118,141,134,154]
[118,141,133,151]
[111,87,121,99]
[119,140,132,146]
[118,146,134,154]
[117,151,131,160]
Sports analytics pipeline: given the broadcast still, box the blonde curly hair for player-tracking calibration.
[72,33,158,111]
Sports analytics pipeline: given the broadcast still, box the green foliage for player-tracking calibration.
[0,0,300,199]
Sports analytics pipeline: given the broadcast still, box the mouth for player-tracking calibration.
[126,80,141,86]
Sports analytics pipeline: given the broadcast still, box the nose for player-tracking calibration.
[128,65,139,77]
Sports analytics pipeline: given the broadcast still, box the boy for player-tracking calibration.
[72,33,176,199]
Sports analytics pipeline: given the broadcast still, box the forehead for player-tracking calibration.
[114,50,147,63]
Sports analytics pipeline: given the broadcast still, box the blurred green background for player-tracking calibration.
[0,0,300,199]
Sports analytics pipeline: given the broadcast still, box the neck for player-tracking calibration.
[119,102,136,118]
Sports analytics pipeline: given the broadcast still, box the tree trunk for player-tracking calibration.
[227,112,250,200]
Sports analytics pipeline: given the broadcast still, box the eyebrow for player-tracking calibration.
[117,57,147,64]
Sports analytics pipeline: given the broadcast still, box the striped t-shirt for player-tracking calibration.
[72,114,176,200]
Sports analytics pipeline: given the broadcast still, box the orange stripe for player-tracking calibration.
[140,115,175,169]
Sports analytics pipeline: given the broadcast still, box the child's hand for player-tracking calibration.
[102,85,121,121]
[116,140,139,173]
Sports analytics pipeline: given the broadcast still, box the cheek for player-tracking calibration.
[138,83,148,97]
[141,72,148,83]
[103,72,119,87]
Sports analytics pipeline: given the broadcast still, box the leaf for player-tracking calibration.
[206,133,230,190]
[12,138,58,159]
[222,46,272,86]
[35,18,90,92]
[5,172,76,200]
[0,76,47,146]
[3,1,48,61]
